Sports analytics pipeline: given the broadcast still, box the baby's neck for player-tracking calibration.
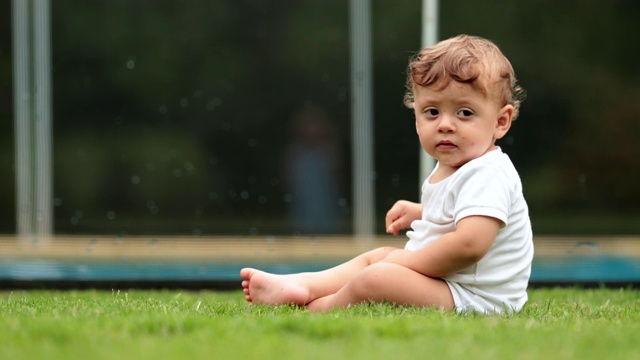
[429,165,458,184]
[429,147,500,183]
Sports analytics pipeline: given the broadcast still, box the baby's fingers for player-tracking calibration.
[386,216,406,236]
[385,204,403,227]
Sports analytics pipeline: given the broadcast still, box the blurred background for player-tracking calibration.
[1,0,639,285]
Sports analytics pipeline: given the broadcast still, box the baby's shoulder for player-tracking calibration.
[452,152,521,189]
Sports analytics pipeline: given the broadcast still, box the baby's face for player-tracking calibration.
[413,81,513,173]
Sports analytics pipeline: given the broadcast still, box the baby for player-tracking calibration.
[241,34,533,314]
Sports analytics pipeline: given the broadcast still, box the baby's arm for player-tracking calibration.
[385,200,423,236]
[383,215,501,278]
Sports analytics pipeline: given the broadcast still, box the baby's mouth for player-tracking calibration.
[437,140,457,149]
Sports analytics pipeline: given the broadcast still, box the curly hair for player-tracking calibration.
[404,35,526,120]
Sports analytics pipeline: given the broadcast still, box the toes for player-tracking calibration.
[240,268,254,280]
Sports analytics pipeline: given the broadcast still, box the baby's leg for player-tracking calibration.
[306,262,454,312]
[240,247,398,306]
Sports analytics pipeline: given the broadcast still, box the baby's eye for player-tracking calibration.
[457,109,473,117]
[424,108,439,116]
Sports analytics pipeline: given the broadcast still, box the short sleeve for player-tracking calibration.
[451,164,511,227]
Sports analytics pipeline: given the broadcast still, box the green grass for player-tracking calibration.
[1,288,639,360]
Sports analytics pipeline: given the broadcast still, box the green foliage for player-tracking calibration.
[2,1,640,234]
[1,288,639,360]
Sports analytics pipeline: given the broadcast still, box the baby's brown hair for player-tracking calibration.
[404,35,526,120]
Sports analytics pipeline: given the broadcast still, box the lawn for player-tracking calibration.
[1,287,639,360]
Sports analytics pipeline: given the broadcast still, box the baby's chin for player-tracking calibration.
[431,153,469,168]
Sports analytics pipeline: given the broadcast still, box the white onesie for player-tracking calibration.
[405,148,534,314]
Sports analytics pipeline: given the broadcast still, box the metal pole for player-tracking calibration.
[13,0,33,241]
[12,0,53,243]
[33,0,53,241]
[420,0,439,183]
[349,0,375,237]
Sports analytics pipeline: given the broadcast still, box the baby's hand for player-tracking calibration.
[385,200,422,236]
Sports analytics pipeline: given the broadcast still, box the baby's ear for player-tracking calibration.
[494,105,514,139]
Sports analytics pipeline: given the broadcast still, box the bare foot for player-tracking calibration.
[240,268,311,306]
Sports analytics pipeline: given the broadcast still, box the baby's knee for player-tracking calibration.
[371,246,399,262]
[349,263,395,299]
